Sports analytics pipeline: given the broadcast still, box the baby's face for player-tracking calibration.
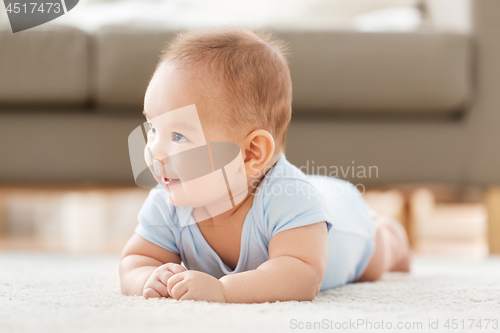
[143,64,248,212]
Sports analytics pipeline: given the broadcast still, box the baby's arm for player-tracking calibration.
[220,221,328,303]
[119,233,184,297]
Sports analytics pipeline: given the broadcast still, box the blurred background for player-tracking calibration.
[0,0,498,258]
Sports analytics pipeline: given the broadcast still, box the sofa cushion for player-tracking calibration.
[0,24,88,106]
[92,26,175,111]
[93,25,471,115]
[276,30,472,115]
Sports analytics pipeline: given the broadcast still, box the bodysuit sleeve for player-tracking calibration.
[262,178,333,242]
[134,189,180,255]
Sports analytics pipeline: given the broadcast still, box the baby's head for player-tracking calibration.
[143,27,292,212]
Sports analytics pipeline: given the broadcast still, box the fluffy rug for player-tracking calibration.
[1,251,499,333]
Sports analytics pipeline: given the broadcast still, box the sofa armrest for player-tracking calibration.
[465,0,500,184]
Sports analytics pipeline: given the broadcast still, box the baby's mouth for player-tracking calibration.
[162,177,181,187]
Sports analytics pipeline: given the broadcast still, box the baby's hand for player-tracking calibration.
[167,270,227,303]
[143,263,187,299]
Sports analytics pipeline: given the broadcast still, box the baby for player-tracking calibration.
[119,27,411,303]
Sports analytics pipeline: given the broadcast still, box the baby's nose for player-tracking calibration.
[152,158,164,177]
[152,156,178,179]
[146,146,167,176]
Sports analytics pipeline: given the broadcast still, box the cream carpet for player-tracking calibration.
[1,251,499,333]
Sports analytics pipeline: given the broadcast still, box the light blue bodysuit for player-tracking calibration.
[134,154,377,291]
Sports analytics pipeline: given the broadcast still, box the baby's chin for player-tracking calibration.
[166,184,234,212]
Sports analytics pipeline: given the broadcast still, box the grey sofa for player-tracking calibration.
[0,0,498,186]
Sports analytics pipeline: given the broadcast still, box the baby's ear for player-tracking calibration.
[243,129,275,177]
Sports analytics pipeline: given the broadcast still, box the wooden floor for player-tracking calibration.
[486,187,500,254]
[0,184,497,255]
[0,185,149,254]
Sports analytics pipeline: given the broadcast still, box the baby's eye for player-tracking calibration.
[172,132,189,143]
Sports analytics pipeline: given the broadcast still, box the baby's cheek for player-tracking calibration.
[171,171,231,207]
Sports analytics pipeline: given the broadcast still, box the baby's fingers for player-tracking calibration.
[163,263,187,274]
[143,287,161,299]
[167,273,187,300]
[158,271,175,287]
[143,277,170,298]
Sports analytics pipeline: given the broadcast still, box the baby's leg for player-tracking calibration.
[355,214,411,282]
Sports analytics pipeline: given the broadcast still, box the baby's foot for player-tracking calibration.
[390,248,412,272]
[378,214,412,273]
